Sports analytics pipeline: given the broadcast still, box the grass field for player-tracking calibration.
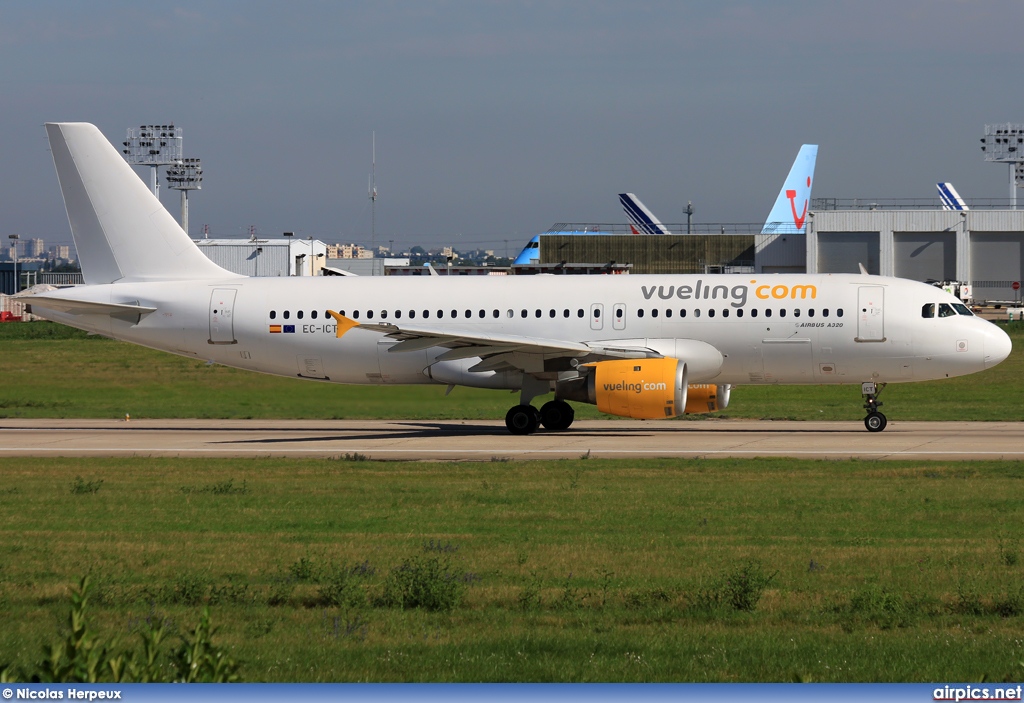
[1,456,1023,682]
[0,320,1022,422]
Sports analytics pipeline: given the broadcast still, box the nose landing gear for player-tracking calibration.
[862,381,887,432]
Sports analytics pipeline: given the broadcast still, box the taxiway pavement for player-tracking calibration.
[0,418,1017,461]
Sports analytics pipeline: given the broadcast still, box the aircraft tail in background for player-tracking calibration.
[937,182,969,211]
[619,193,669,234]
[762,144,818,234]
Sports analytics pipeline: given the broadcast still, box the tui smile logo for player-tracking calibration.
[786,176,811,230]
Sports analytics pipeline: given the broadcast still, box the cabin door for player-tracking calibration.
[856,286,885,342]
[209,289,237,344]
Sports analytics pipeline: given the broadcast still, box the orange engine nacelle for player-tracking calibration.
[684,384,731,414]
[589,358,688,420]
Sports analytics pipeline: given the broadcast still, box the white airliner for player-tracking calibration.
[22,124,1012,435]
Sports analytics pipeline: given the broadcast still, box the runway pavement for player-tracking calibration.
[0,418,1019,460]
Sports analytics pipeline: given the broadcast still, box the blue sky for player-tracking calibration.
[2,1,1021,252]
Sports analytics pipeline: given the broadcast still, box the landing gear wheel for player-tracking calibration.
[864,411,887,433]
[540,400,575,431]
[505,404,541,435]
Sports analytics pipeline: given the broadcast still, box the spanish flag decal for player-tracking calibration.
[327,310,360,339]
[269,325,282,333]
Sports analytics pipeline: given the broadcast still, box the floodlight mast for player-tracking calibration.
[121,125,183,197]
[980,123,1024,210]
[166,158,203,235]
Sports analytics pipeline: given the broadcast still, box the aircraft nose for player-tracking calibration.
[984,323,1012,368]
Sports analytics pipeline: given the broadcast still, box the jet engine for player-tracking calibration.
[557,358,688,420]
[684,384,732,414]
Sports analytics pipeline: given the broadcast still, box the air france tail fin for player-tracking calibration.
[45,122,237,284]
[619,193,669,235]
[762,144,818,234]
[937,182,969,211]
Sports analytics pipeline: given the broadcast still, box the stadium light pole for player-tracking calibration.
[8,234,18,293]
[121,125,183,197]
[980,123,1024,210]
[165,158,202,234]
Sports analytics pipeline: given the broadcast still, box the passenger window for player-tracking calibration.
[765,309,772,318]
[736,309,744,318]
[615,308,623,319]
[793,309,801,318]
[465,310,472,318]
[722,309,729,318]
[423,310,430,319]
[938,303,957,318]
[694,309,701,318]
[779,309,786,318]
[327,310,334,319]
[708,309,716,318]
[283,310,290,320]
[637,309,645,318]
[437,310,444,318]
[563,309,569,318]
[549,309,556,318]
[479,310,485,318]
[493,310,500,318]
[367,310,374,319]
[297,310,304,320]
[452,310,458,318]
[922,303,934,318]
[269,310,277,320]
[409,310,416,319]
[665,309,672,318]
[679,309,687,318]
[353,310,360,319]
[577,309,584,318]
[507,310,513,318]
[395,310,402,319]
[822,309,829,318]
[652,309,659,318]
[380,310,387,319]
[751,309,758,318]
[521,310,528,318]
[837,309,844,318]
[535,309,542,318]
[594,308,601,318]
[808,309,815,318]
[311,310,318,320]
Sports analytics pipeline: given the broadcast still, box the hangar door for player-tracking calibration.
[894,232,955,282]
[817,232,880,274]
[971,232,1024,303]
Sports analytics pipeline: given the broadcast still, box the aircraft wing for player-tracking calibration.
[328,311,657,372]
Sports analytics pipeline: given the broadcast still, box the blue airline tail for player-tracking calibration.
[761,144,818,234]
[619,193,669,234]
[937,182,969,211]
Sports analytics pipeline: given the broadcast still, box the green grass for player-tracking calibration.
[1,321,1023,421]
[1,456,1024,681]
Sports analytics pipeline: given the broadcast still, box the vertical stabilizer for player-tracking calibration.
[937,182,969,211]
[46,122,237,284]
[619,193,669,234]
[762,144,818,234]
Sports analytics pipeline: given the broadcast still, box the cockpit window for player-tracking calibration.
[953,303,974,316]
[938,303,957,318]
[921,303,935,318]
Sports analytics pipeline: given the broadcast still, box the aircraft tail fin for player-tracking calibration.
[45,122,237,284]
[762,144,818,234]
[937,182,969,211]
[619,193,669,235]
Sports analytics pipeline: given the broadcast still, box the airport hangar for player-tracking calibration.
[535,200,1024,304]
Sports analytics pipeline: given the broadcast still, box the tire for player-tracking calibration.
[505,404,540,435]
[864,412,887,432]
[540,400,575,431]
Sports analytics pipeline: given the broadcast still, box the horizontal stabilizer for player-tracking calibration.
[22,294,156,321]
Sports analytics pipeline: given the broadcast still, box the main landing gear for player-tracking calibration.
[861,381,887,432]
[505,400,575,435]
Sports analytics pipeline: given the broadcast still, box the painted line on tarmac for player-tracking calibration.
[0,447,1022,458]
